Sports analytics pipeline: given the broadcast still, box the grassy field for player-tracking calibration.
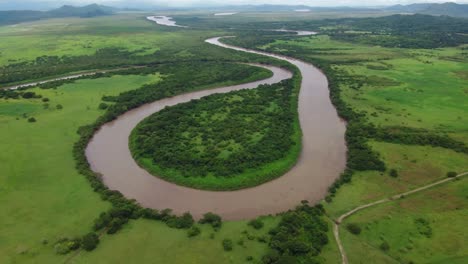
[251,34,468,263]
[73,216,279,264]
[341,177,468,264]
[260,35,468,144]
[0,14,194,66]
[0,74,161,263]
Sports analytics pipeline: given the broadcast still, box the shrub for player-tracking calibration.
[28,117,36,122]
[447,171,457,178]
[56,104,63,110]
[199,212,222,229]
[389,169,398,178]
[222,239,233,251]
[98,102,109,110]
[380,241,390,251]
[346,223,361,235]
[248,218,264,230]
[246,256,253,261]
[42,97,49,102]
[81,233,99,251]
[187,226,201,237]
[53,238,80,255]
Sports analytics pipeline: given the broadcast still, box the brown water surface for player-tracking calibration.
[86,37,347,220]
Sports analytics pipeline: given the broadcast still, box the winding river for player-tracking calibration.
[86,21,347,220]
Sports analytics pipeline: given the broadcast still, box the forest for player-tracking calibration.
[130,79,298,190]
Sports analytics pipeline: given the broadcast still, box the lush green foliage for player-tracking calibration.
[81,233,100,251]
[262,203,328,264]
[131,79,299,190]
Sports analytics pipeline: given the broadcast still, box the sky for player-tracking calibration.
[0,0,467,9]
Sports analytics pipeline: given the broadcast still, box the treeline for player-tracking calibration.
[223,14,468,49]
[0,34,278,87]
[0,89,42,100]
[262,202,329,264]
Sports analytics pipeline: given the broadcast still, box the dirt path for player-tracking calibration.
[333,171,468,264]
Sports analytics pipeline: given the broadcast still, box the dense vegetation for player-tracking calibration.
[262,203,329,264]
[179,14,468,49]
[130,78,301,190]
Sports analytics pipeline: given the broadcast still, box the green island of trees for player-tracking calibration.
[130,78,301,190]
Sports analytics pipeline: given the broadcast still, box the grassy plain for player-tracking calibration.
[74,216,279,264]
[254,33,468,264]
[0,74,161,263]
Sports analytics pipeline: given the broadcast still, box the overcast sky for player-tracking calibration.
[1,0,467,8]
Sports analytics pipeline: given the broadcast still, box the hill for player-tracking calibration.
[386,2,468,18]
[0,4,115,25]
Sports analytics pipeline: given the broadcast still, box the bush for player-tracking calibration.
[187,226,201,237]
[81,233,99,251]
[56,104,63,110]
[389,169,398,178]
[222,239,233,251]
[380,241,390,251]
[28,117,36,123]
[98,102,109,110]
[346,223,361,235]
[447,171,457,178]
[53,238,80,255]
[42,97,49,102]
[248,218,264,230]
[199,212,222,229]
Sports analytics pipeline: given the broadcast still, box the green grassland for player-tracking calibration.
[341,177,468,264]
[251,33,468,263]
[259,35,468,144]
[74,216,279,264]
[0,74,161,263]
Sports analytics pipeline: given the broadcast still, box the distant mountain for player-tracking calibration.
[0,4,115,25]
[386,2,468,18]
[48,4,115,18]
[211,4,378,12]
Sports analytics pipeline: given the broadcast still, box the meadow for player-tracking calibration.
[0,74,160,263]
[238,29,468,263]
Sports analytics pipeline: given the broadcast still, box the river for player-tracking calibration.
[85,20,346,220]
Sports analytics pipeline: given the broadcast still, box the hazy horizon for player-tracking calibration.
[1,0,468,10]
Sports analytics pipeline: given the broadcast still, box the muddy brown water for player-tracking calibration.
[85,37,347,220]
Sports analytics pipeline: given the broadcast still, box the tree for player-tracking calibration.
[446,171,457,178]
[81,233,99,251]
[199,212,222,229]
